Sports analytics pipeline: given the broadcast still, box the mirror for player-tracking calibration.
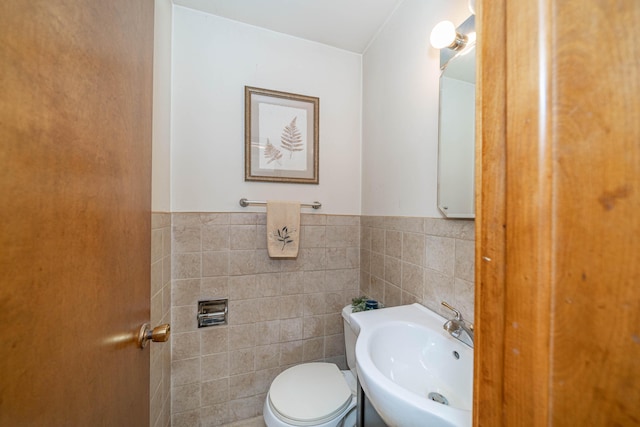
[437,22,476,218]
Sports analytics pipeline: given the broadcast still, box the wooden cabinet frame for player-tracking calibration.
[474,1,640,425]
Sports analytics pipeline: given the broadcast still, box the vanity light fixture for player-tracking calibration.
[430,20,468,51]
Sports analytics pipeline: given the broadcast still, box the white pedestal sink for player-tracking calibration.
[351,303,473,427]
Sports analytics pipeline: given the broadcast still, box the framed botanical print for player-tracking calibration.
[245,86,319,184]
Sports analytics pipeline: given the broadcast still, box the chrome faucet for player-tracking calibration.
[441,301,474,348]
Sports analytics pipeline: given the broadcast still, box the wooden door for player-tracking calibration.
[475,0,640,425]
[0,1,154,425]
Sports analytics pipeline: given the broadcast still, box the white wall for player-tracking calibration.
[361,0,470,217]
[152,0,172,212]
[171,6,362,214]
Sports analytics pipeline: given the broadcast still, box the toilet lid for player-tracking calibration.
[269,363,352,425]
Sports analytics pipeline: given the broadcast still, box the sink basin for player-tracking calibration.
[351,303,473,427]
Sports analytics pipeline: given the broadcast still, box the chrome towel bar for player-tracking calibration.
[239,198,322,210]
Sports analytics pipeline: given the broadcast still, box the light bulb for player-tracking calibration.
[430,21,457,49]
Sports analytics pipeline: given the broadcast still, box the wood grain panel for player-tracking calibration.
[477,0,640,425]
[549,1,640,424]
[0,1,154,425]
[473,0,507,424]
[502,0,554,423]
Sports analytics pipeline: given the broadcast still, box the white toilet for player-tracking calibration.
[263,305,358,427]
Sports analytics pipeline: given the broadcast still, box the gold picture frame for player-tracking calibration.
[245,86,319,184]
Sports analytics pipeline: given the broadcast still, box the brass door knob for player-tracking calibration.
[137,323,171,349]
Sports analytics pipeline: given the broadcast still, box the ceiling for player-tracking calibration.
[172,0,406,53]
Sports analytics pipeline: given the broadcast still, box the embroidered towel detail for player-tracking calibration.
[267,201,301,258]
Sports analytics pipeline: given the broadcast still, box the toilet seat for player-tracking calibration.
[268,363,353,426]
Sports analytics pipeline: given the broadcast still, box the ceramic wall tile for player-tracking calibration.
[168,212,475,426]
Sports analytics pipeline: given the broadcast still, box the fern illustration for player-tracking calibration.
[276,226,294,251]
[264,138,283,164]
[280,117,304,159]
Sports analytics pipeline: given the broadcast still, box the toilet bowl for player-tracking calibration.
[263,306,358,427]
[263,363,356,427]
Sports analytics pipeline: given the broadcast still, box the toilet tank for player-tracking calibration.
[341,305,358,378]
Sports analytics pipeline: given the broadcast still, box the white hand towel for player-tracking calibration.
[267,201,300,258]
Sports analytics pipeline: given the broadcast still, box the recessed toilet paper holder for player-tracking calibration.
[197,299,228,328]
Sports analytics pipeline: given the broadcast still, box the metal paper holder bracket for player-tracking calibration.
[197,299,228,328]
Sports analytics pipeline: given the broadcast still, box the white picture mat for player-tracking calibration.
[258,103,308,171]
